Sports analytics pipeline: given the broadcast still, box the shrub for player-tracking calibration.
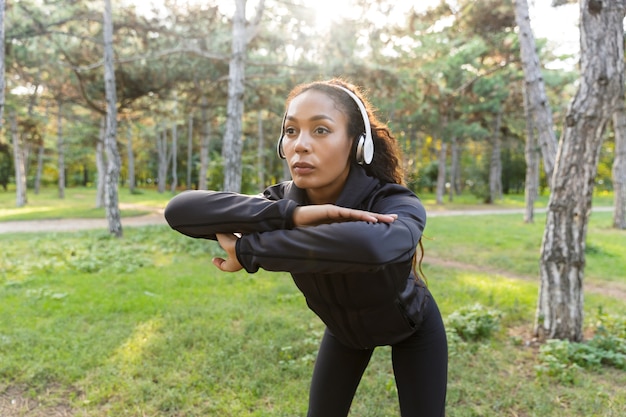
[446,303,501,342]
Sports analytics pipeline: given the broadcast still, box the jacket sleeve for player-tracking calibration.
[164,190,298,240]
[236,189,426,274]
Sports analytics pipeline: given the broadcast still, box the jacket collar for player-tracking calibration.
[283,164,380,207]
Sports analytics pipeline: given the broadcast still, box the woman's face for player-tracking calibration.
[282,89,353,204]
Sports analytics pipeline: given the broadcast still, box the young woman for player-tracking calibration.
[164,79,448,416]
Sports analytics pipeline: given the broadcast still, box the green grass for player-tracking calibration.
[1,188,625,416]
[0,186,172,221]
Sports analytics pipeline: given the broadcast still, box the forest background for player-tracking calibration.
[0,0,594,204]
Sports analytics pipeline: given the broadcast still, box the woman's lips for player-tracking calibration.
[292,162,314,175]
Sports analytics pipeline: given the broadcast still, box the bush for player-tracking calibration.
[446,303,501,342]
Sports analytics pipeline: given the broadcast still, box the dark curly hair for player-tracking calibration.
[284,78,405,185]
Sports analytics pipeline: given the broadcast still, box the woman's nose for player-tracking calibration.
[294,132,312,153]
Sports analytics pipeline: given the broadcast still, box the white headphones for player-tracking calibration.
[277,85,374,165]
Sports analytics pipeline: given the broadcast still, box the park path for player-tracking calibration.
[1,204,623,300]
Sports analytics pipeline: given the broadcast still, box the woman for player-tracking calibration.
[164,79,448,416]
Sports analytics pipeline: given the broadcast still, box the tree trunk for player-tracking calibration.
[222,0,247,192]
[10,112,27,207]
[170,121,178,193]
[199,96,210,190]
[157,126,168,193]
[488,110,503,204]
[126,122,136,193]
[103,0,122,237]
[0,0,5,133]
[612,99,626,229]
[257,109,265,192]
[523,85,540,223]
[95,118,105,208]
[57,99,65,199]
[435,140,447,205]
[536,0,625,342]
[187,114,193,190]
[514,0,558,182]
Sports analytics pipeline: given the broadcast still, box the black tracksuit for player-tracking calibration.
[164,165,447,416]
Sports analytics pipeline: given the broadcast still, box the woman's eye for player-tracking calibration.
[315,127,329,135]
[285,127,296,135]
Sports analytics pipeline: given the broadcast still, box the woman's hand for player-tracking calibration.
[212,233,243,272]
[293,205,397,227]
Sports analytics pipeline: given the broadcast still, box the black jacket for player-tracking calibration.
[165,165,430,349]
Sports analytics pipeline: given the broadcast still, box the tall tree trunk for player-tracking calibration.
[523,86,540,223]
[0,0,4,133]
[199,96,210,190]
[103,0,122,237]
[95,118,105,208]
[187,114,193,190]
[157,126,168,193]
[514,0,558,182]
[222,0,265,192]
[126,122,136,193]
[222,0,247,192]
[435,140,447,205]
[57,99,65,199]
[536,0,625,342]
[10,112,27,207]
[612,99,626,229]
[257,109,265,192]
[488,110,503,204]
[170,121,178,193]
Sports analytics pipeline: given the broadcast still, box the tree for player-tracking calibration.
[0,0,5,133]
[514,0,560,222]
[535,0,625,342]
[103,0,122,237]
[222,0,264,192]
[612,99,626,229]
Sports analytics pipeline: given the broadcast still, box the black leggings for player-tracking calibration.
[307,298,448,417]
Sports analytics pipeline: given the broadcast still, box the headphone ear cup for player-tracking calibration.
[277,136,286,159]
[355,134,374,165]
[355,134,365,165]
[362,134,374,165]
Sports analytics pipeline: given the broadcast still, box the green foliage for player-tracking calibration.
[536,319,626,384]
[446,303,502,342]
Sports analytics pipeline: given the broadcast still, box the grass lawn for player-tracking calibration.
[1,188,625,416]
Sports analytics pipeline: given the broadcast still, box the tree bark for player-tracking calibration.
[199,96,210,190]
[257,109,265,192]
[187,114,193,190]
[157,126,168,193]
[103,0,122,237]
[612,99,626,229]
[170,121,178,193]
[0,0,4,133]
[514,0,558,182]
[10,112,27,207]
[222,0,247,192]
[222,0,265,192]
[57,99,65,199]
[523,85,540,223]
[536,0,625,342]
[488,110,503,204]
